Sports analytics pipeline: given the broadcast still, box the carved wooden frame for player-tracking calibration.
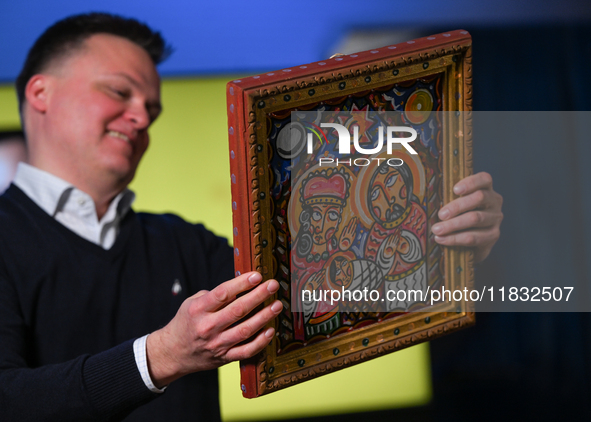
[226,30,474,398]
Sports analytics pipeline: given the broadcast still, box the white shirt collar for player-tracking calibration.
[13,162,73,217]
[12,162,135,248]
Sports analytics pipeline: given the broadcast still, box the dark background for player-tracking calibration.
[282,24,591,422]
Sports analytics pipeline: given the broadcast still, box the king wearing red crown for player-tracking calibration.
[301,169,348,208]
[291,168,352,342]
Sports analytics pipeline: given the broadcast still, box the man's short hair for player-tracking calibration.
[16,12,172,111]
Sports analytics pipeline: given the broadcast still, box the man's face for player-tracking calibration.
[309,204,341,245]
[370,168,407,222]
[332,257,352,288]
[36,33,161,188]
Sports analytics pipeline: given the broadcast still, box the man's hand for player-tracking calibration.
[339,217,358,251]
[432,172,503,263]
[146,272,282,388]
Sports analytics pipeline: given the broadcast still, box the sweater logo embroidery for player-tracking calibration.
[172,279,182,296]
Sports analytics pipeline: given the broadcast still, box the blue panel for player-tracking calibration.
[1,0,590,82]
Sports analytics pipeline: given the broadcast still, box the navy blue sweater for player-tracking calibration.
[0,185,234,421]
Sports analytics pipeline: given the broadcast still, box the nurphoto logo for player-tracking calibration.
[307,123,418,167]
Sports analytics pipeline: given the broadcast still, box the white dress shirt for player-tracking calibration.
[12,163,165,393]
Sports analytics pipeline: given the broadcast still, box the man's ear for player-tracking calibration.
[24,75,50,113]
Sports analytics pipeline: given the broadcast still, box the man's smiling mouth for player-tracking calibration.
[108,130,130,143]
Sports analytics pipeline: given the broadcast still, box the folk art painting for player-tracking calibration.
[226,30,474,397]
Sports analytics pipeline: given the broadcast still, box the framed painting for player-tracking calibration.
[226,30,475,398]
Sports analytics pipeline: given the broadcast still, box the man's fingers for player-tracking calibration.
[452,171,493,196]
[434,226,500,248]
[433,172,503,263]
[224,326,276,362]
[198,271,263,312]
[220,300,282,346]
[385,235,397,249]
[438,187,495,221]
[432,210,502,236]
[194,290,208,299]
[208,279,280,331]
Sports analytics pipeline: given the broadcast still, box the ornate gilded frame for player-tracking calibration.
[226,30,474,398]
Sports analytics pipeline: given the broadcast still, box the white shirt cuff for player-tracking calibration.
[133,334,167,393]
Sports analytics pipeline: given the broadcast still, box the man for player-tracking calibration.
[0,12,503,422]
[363,161,427,311]
[1,13,282,421]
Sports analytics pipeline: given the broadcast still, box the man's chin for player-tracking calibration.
[102,160,138,186]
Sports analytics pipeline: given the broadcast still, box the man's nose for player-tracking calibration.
[125,102,150,130]
[385,190,395,205]
[314,220,324,233]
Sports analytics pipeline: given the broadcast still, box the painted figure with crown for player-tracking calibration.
[291,167,356,341]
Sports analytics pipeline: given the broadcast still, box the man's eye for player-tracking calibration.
[371,187,380,201]
[312,211,321,221]
[328,211,338,221]
[386,174,398,188]
[111,88,130,99]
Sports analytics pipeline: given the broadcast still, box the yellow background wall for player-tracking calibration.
[0,79,431,420]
